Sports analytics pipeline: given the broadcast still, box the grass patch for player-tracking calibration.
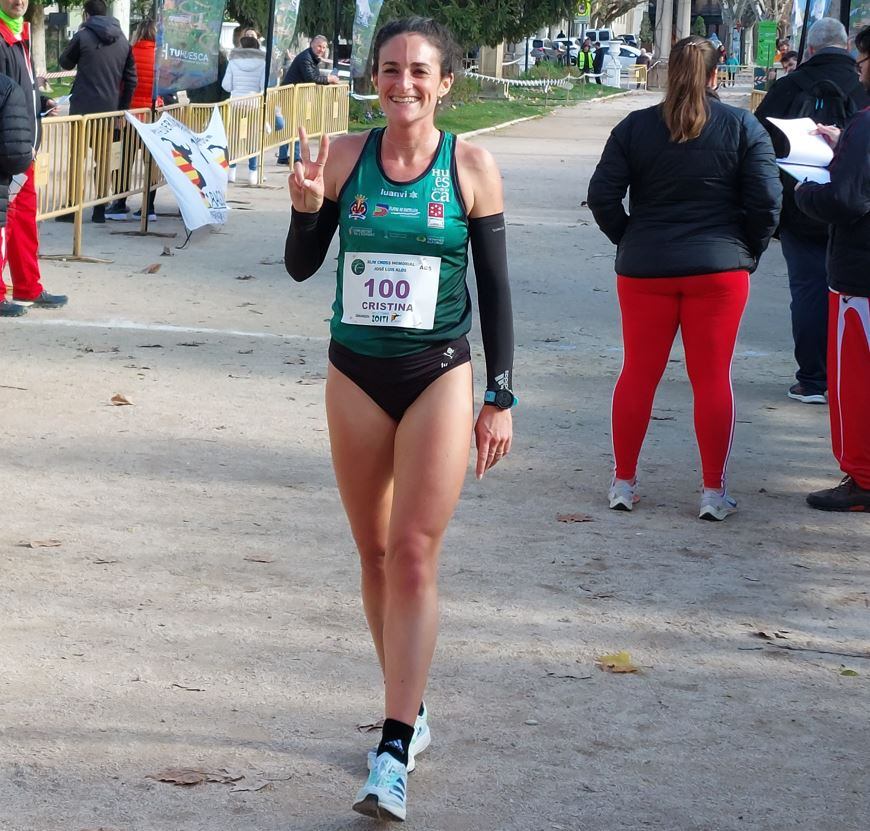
[349,76,623,133]
[46,76,74,99]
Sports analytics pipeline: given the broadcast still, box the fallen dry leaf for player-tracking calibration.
[596,650,639,673]
[110,393,132,406]
[141,263,161,274]
[556,513,594,523]
[20,539,62,548]
[244,555,274,563]
[236,274,255,280]
[171,683,205,692]
[357,718,384,733]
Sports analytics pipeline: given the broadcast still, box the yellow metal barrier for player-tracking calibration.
[749,90,766,112]
[264,85,297,155]
[36,115,81,220]
[323,83,350,135]
[35,85,348,258]
[293,83,325,142]
[623,65,647,89]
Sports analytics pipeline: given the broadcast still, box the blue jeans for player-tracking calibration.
[780,229,828,393]
[277,141,302,164]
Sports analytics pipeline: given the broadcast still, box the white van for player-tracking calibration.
[584,28,615,45]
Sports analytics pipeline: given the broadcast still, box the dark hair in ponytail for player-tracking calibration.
[661,36,720,143]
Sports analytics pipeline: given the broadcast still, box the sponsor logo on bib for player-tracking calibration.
[373,203,389,217]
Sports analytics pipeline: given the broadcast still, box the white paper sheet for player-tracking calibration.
[777,162,831,184]
[767,117,834,167]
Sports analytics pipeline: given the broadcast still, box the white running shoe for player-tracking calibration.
[609,477,638,511]
[367,705,430,773]
[353,752,407,821]
[248,169,258,185]
[699,488,737,521]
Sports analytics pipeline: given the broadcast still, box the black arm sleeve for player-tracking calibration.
[469,213,514,393]
[284,198,340,282]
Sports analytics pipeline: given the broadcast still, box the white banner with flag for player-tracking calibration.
[125,107,230,230]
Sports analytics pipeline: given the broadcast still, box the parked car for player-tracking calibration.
[605,43,642,68]
[552,37,581,65]
[530,37,552,63]
[619,34,639,47]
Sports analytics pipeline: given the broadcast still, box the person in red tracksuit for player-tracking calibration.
[0,0,68,317]
[588,36,781,521]
[795,25,870,512]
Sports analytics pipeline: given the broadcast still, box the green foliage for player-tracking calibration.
[639,11,653,48]
[225,0,270,32]
[294,0,577,49]
[692,15,707,38]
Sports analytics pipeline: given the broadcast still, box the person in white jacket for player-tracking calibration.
[222,35,265,184]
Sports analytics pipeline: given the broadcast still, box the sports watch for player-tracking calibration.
[484,389,518,409]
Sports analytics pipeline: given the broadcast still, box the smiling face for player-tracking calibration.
[0,0,28,18]
[373,33,453,127]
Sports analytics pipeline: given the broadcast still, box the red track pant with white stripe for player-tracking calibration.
[828,292,870,489]
[0,162,44,302]
[612,271,750,490]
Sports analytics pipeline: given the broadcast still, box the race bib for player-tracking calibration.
[342,252,440,330]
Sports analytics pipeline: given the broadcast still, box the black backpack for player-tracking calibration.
[787,73,860,127]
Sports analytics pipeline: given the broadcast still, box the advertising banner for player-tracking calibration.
[270,0,302,80]
[757,20,778,67]
[125,107,229,230]
[155,0,225,97]
[350,0,385,78]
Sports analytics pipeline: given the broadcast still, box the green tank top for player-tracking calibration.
[332,129,471,357]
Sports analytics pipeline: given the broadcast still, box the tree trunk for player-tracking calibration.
[28,3,47,76]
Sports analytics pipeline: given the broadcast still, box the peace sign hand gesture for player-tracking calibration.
[288,127,330,213]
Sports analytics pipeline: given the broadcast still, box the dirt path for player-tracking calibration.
[1,91,867,831]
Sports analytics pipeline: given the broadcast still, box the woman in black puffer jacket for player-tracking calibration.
[0,74,33,229]
[588,36,781,522]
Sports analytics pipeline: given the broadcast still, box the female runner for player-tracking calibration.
[284,17,515,821]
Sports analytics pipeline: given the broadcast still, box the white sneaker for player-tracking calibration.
[699,488,737,521]
[248,169,258,185]
[609,477,638,511]
[228,167,237,183]
[353,752,407,821]
[367,705,430,773]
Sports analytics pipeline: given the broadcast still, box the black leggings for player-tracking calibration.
[328,336,471,422]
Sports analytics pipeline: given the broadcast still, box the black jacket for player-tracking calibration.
[754,48,870,240]
[587,95,782,277]
[0,73,34,227]
[794,107,870,297]
[59,15,136,115]
[0,20,46,152]
[593,47,606,75]
[282,47,329,85]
